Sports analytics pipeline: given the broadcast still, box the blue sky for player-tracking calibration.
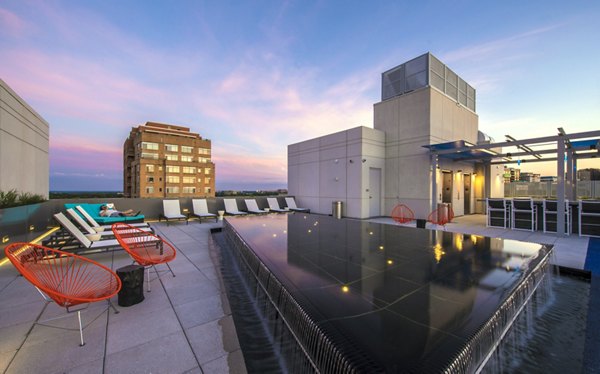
[1,1,599,190]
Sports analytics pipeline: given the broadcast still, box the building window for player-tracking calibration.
[166,186,179,194]
[141,153,159,160]
[166,154,178,161]
[205,168,211,175]
[204,187,211,194]
[198,148,211,155]
[181,146,193,153]
[199,157,210,163]
[204,177,211,184]
[181,155,194,162]
[147,176,154,183]
[183,187,196,194]
[183,167,196,174]
[145,186,154,194]
[165,144,178,152]
[183,177,196,184]
[166,176,180,183]
[142,142,159,150]
[166,165,180,173]
[146,165,155,173]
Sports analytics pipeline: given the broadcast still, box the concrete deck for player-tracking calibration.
[0,214,594,374]
[0,221,246,374]
[369,214,591,271]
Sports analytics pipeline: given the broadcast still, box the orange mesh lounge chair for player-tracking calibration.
[111,223,176,291]
[4,242,121,346]
[391,204,415,224]
[427,205,455,229]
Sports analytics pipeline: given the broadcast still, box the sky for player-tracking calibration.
[1,0,599,191]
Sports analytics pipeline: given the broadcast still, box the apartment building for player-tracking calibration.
[123,122,215,198]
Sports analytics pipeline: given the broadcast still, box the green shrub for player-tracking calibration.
[0,189,46,208]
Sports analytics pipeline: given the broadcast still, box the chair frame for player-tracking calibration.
[192,199,218,223]
[543,199,571,235]
[4,242,121,346]
[266,198,288,213]
[159,200,188,225]
[486,198,511,229]
[284,197,310,213]
[245,199,267,214]
[579,200,600,237]
[391,204,415,224]
[75,205,149,229]
[427,205,454,229]
[511,198,537,232]
[224,199,248,215]
[112,223,176,292]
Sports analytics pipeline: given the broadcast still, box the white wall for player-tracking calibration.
[288,126,385,218]
[374,87,480,219]
[0,79,49,197]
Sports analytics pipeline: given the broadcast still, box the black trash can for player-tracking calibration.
[416,219,426,229]
[116,265,145,307]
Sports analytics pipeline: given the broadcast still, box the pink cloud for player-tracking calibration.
[0,7,26,36]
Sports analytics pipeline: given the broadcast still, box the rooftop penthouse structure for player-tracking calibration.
[289,52,503,220]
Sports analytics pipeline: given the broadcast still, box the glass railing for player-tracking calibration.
[504,181,600,199]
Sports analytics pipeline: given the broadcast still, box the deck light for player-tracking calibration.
[2,235,9,244]
[387,259,393,265]
[341,286,349,293]
[378,245,384,250]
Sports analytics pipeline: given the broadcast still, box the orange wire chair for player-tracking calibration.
[391,204,415,224]
[427,205,455,229]
[111,223,176,291]
[4,242,121,346]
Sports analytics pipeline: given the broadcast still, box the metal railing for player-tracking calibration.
[504,181,600,199]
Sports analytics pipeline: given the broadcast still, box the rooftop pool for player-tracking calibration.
[221,213,552,372]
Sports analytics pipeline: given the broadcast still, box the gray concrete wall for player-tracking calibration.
[0,79,50,198]
[374,87,479,219]
[288,126,386,218]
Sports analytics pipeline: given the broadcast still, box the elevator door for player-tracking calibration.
[442,171,452,203]
[464,174,471,214]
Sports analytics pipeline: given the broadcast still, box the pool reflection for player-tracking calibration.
[225,214,550,371]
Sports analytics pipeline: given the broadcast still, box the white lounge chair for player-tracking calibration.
[224,199,248,215]
[67,209,153,237]
[267,198,288,213]
[245,199,267,214]
[54,213,156,252]
[284,197,310,213]
[160,200,188,225]
[192,199,218,223]
[53,212,127,252]
[75,205,149,229]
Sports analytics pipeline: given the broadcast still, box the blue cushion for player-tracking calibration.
[64,203,145,224]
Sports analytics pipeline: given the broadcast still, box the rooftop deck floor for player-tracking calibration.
[0,221,246,374]
[0,214,595,373]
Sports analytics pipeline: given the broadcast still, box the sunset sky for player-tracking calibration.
[1,1,599,191]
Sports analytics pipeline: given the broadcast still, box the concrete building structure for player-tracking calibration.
[288,53,504,219]
[0,79,49,197]
[123,122,215,198]
[504,167,521,183]
[578,168,600,181]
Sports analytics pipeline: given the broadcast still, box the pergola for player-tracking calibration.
[426,129,600,236]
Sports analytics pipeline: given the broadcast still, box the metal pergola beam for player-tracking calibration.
[432,129,600,156]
